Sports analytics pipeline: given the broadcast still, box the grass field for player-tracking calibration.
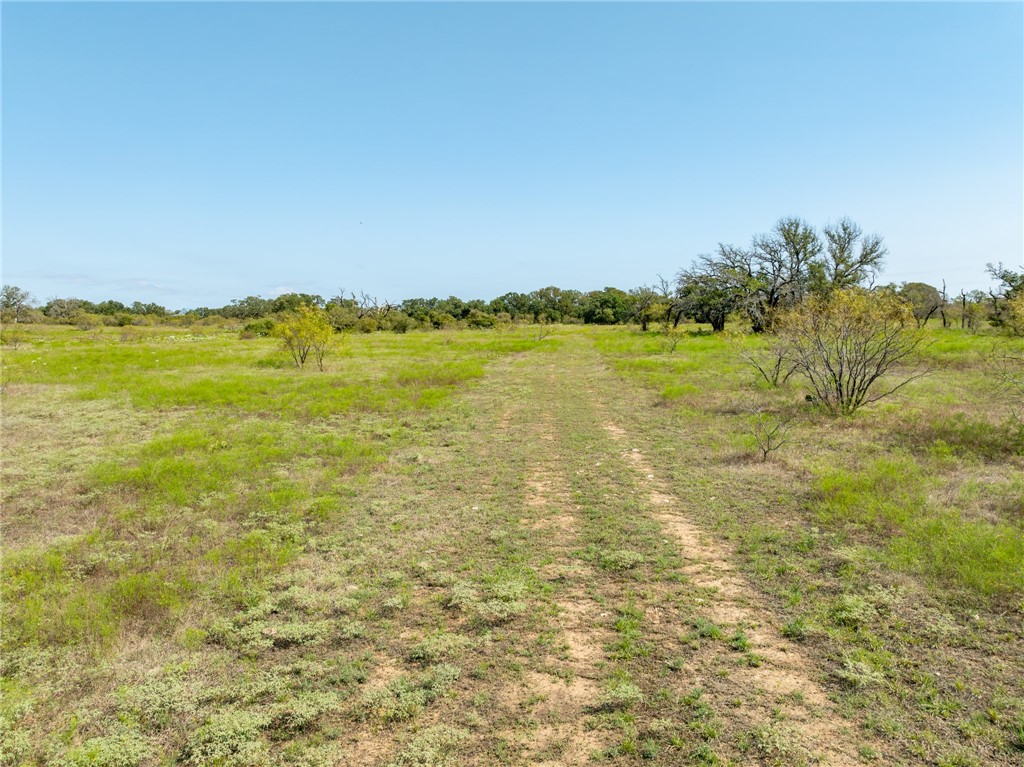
[2,323,1022,766]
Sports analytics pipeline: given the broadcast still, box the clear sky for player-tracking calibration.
[3,2,1022,309]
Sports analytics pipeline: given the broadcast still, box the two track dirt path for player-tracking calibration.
[302,337,874,764]
[429,337,877,765]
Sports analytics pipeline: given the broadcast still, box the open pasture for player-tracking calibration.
[1,323,1022,766]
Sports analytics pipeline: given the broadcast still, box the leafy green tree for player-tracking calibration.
[466,309,495,328]
[224,296,272,318]
[43,297,94,321]
[581,288,634,324]
[272,293,325,313]
[94,300,129,316]
[488,292,532,321]
[812,218,887,292]
[130,301,167,316]
[274,305,336,370]
[628,287,662,331]
[986,262,1024,328]
[1,285,34,323]
[685,217,884,332]
[675,271,740,332]
[897,282,943,327]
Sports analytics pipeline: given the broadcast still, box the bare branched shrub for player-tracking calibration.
[660,327,683,354]
[745,340,798,387]
[749,407,797,462]
[985,350,1024,425]
[779,290,928,415]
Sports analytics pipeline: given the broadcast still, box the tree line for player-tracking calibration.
[1,217,1020,334]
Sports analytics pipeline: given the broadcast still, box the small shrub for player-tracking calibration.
[258,619,332,649]
[729,631,751,652]
[267,691,340,733]
[745,340,798,387]
[748,407,796,462]
[835,655,886,689]
[779,289,928,415]
[122,674,200,729]
[241,319,275,338]
[274,305,336,370]
[444,581,526,626]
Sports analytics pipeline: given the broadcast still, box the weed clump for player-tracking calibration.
[444,580,526,626]
[121,673,201,728]
[830,594,877,629]
[599,549,645,571]
[597,671,644,711]
[690,618,724,640]
[781,617,810,641]
[52,730,154,767]
[835,654,887,689]
[360,665,461,723]
[387,725,469,767]
[408,632,475,664]
[267,691,340,733]
[181,709,270,766]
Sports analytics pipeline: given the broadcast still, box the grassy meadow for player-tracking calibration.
[1,322,1022,766]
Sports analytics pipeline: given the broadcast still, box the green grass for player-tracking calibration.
[815,457,1024,597]
[3,321,1022,766]
[591,321,1024,764]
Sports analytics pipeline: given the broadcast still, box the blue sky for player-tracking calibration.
[3,2,1022,308]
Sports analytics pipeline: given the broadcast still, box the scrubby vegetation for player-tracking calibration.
[2,254,1022,766]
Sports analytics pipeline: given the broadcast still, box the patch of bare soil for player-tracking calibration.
[603,421,874,767]
[507,416,609,766]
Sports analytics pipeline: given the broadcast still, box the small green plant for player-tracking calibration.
[387,725,469,767]
[690,618,724,640]
[53,730,154,767]
[267,691,340,733]
[182,710,270,766]
[360,665,461,723]
[781,617,809,641]
[830,594,877,629]
[444,580,526,626]
[597,671,644,711]
[748,407,796,462]
[835,654,886,689]
[599,549,645,571]
[407,632,475,663]
[729,630,751,651]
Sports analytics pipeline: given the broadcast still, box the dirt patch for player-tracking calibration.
[502,413,611,765]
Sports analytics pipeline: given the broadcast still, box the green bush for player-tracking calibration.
[241,318,275,338]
